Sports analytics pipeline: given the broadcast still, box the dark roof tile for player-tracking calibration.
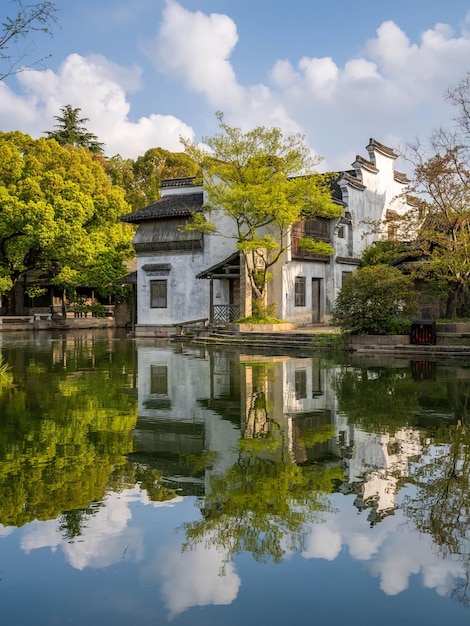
[121,192,204,223]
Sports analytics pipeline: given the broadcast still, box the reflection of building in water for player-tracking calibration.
[340,427,422,523]
[132,346,426,521]
[237,355,343,466]
[132,344,241,494]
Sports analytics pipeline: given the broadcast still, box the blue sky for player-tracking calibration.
[1,0,470,170]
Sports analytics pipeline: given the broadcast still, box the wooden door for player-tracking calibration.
[311,278,321,323]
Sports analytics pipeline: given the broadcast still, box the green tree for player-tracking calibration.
[45,104,104,154]
[182,112,341,316]
[0,0,57,81]
[0,130,134,312]
[105,148,200,211]
[331,264,418,334]
[361,240,408,267]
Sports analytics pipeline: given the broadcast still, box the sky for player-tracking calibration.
[1,0,470,171]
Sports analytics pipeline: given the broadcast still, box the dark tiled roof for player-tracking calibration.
[197,251,240,279]
[339,171,366,191]
[394,170,410,184]
[160,176,200,189]
[329,171,357,203]
[121,192,204,223]
[119,271,137,284]
[354,155,378,173]
[367,138,398,159]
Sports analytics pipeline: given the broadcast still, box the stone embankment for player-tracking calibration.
[187,323,470,360]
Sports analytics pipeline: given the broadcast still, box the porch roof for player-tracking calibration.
[196,251,240,279]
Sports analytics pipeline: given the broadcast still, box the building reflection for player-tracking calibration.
[132,344,433,526]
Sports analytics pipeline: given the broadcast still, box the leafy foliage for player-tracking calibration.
[0,339,138,528]
[105,147,200,211]
[331,264,418,334]
[182,111,341,315]
[361,240,409,267]
[45,104,104,154]
[0,130,134,309]
[182,425,342,569]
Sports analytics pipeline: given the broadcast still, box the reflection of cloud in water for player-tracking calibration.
[146,539,240,619]
[20,487,183,570]
[0,525,15,537]
[303,524,341,560]
[304,495,466,597]
[369,525,463,596]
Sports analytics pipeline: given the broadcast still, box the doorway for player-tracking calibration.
[311,278,321,323]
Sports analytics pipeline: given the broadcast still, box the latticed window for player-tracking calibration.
[295,276,306,306]
[150,365,168,395]
[150,280,167,308]
[291,217,330,259]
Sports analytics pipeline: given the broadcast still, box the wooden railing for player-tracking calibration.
[212,305,240,324]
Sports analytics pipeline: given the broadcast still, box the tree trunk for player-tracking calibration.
[446,284,464,320]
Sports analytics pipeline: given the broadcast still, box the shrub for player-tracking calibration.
[331,264,418,335]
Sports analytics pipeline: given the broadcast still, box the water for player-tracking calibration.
[1,330,470,625]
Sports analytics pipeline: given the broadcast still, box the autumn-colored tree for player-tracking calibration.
[0,131,134,312]
[401,73,470,319]
[182,112,340,316]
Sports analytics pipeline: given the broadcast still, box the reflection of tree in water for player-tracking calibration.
[182,363,343,572]
[0,339,141,530]
[334,366,421,433]
[403,424,470,607]
[56,464,179,540]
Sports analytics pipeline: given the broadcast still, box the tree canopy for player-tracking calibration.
[0,130,134,311]
[331,264,418,335]
[45,104,104,154]
[0,0,58,81]
[402,73,470,319]
[182,112,341,314]
[105,147,200,211]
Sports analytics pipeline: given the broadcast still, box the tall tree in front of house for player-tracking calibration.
[45,104,104,154]
[0,131,134,313]
[182,112,340,317]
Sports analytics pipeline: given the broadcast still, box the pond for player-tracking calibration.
[1,330,470,625]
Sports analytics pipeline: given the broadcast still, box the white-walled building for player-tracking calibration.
[122,139,414,336]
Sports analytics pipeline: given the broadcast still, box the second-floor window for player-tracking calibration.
[291,217,330,259]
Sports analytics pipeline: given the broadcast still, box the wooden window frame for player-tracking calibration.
[295,276,306,307]
[150,280,168,308]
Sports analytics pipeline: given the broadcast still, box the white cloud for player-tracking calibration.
[2,1,470,169]
[146,0,243,108]
[0,524,15,537]
[144,0,302,139]
[19,487,183,570]
[0,53,195,158]
[303,497,466,599]
[148,539,241,619]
